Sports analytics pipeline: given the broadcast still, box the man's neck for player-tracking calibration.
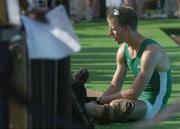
[126,32,145,51]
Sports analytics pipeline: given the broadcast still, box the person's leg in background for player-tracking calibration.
[135,0,145,19]
[175,0,180,17]
[165,0,178,17]
[86,0,94,21]
[122,0,148,19]
[122,0,134,7]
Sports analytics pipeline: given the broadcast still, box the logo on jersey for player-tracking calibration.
[137,64,141,69]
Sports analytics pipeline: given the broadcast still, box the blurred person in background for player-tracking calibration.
[86,0,101,21]
[122,0,150,19]
[0,0,49,128]
[70,0,86,22]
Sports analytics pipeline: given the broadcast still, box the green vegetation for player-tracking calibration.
[72,19,180,129]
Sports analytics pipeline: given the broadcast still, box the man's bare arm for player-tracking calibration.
[99,44,127,103]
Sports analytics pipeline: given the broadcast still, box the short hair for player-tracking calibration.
[107,6,138,30]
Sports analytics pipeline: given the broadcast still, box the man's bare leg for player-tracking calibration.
[87,89,102,97]
[127,100,147,121]
[85,101,104,117]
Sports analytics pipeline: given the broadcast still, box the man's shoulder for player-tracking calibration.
[117,43,126,56]
[144,43,164,55]
[116,43,127,64]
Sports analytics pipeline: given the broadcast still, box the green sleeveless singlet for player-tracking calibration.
[124,39,172,118]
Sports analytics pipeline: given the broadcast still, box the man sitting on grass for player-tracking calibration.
[84,6,172,123]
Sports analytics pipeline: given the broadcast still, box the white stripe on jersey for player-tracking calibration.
[143,71,168,119]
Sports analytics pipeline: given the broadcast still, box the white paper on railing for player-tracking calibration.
[22,5,81,60]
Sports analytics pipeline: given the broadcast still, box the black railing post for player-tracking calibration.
[28,57,71,129]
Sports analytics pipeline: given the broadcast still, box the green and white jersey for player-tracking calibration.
[124,39,172,119]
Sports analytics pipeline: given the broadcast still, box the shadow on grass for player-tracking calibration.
[162,28,180,46]
[139,19,180,26]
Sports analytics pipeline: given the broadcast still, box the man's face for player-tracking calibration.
[107,19,126,45]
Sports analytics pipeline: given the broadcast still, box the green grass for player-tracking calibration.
[72,19,180,129]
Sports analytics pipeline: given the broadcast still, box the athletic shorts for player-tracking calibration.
[139,71,172,119]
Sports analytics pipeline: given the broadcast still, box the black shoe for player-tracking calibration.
[73,68,89,85]
[71,68,89,108]
[71,69,94,129]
